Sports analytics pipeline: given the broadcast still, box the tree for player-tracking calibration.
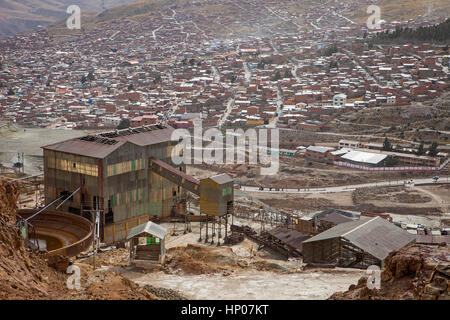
[416,143,425,155]
[117,118,130,130]
[385,156,399,167]
[84,71,94,88]
[272,70,281,81]
[153,75,162,84]
[329,60,338,68]
[284,69,293,78]
[428,142,439,157]
[382,137,392,151]
[87,71,95,82]
[323,44,338,57]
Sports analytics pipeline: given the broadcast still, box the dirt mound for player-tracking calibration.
[249,261,289,273]
[164,243,292,275]
[0,179,70,299]
[330,244,450,300]
[68,264,159,300]
[77,248,130,267]
[164,244,242,274]
[47,255,71,272]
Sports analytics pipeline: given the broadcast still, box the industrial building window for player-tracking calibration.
[47,157,98,177]
[109,187,145,207]
[107,158,145,176]
[222,187,232,196]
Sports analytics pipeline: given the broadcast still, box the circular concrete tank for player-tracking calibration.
[18,209,93,257]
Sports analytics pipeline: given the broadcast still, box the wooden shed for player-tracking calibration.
[302,217,416,268]
[126,221,167,265]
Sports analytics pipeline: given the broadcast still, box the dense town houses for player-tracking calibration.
[0,0,448,132]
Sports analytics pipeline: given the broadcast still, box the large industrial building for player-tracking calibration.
[41,124,234,243]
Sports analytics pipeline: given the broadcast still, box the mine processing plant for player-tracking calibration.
[37,124,234,250]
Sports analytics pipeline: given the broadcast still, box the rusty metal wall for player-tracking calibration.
[103,214,150,244]
[302,238,340,264]
[104,141,179,222]
[44,138,181,236]
[199,178,234,216]
[43,149,100,211]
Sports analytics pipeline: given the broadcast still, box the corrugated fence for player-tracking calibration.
[104,214,150,244]
[333,158,448,172]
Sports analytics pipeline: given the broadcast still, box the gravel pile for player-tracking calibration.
[143,284,187,300]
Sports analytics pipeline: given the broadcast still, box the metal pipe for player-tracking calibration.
[25,196,64,221]
[8,173,43,182]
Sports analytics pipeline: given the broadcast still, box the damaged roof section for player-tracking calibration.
[42,124,175,158]
[267,227,312,252]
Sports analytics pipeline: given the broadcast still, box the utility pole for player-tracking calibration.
[93,202,100,269]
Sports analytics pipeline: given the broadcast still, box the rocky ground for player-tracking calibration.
[116,244,364,300]
[330,244,450,300]
[2,176,448,300]
[0,178,159,300]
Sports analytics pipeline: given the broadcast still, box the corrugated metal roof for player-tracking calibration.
[342,217,416,260]
[126,221,167,240]
[330,148,351,156]
[304,217,416,261]
[267,227,311,251]
[340,150,387,165]
[42,125,175,159]
[306,146,334,153]
[311,208,359,220]
[303,216,372,243]
[209,173,233,185]
[319,212,354,225]
[42,138,126,159]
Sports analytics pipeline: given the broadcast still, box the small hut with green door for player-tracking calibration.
[126,221,167,265]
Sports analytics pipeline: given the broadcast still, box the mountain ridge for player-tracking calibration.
[0,0,136,37]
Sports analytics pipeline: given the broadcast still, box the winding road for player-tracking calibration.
[241,177,450,194]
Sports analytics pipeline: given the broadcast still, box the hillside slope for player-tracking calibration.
[0,0,135,38]
[345,0,450,25]
[330,244,450,300]
[71,0,305,39]
[0,178,158,300]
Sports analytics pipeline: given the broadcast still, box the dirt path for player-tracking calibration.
[414,186,448,214]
